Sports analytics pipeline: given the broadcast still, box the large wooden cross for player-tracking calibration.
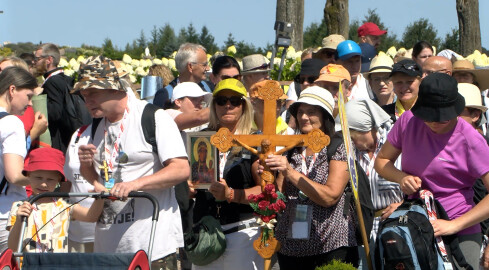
[210,80,330,270]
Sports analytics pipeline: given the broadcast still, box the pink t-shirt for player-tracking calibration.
[388,110,489,235]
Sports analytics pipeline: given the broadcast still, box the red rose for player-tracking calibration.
[257,193,265,200]
[270,192,278,199]
[248,194,256,202]
[261,215,271,223]
[258,200,270,211]
[268,202,278,212]
[276,199,286,210]
[264,184,275,194]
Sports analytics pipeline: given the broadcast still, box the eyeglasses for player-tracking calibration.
[220,74,242,81]
[34,55,49,62]
[214,96,243,106]
[298,76,318,84]
[191,61,209,67]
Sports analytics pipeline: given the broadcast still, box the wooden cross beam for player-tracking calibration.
[211,80,330,190]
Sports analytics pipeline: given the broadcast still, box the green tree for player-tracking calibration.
[348,19,360,43]
[158,24,178,57]
[223,33,236,49]
[303,19,328,49]
[199,26,218,54]
[177,27,188,46]
[401,18,440,49]
[102,38,118,59]
[185,23,199,44]
[137,30,147,49]
[440,28,460,53]
[149,25,159,57]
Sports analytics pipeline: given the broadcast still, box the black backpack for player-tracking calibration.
[326,132,375,241]
[374,197,471,270]
[62,90,92,137]
[88,103,193,233]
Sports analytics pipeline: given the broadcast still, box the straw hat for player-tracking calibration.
[458,83,487,112]
[452,59,489,91]
[241,54,270,74]
[363,53,394,77]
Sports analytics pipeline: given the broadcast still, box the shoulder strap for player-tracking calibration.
[75,124,90,144]
[327,132,343,161]
[142,103,160,154]
[90,118,103,140]
[0,112,9,119]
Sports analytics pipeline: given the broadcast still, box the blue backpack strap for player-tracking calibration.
[200,80,213,93]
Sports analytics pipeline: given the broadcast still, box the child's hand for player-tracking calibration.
[16,201,33,218]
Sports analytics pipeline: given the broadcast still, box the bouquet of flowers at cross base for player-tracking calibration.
[248,184,286,244]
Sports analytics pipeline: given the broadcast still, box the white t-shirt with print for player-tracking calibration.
[91,98,187,261]
[0,108,27,220]
[64,126,95,243]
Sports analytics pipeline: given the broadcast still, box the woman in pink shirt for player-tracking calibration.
[374,73,489,269]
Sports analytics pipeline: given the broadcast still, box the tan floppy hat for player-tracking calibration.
[321,34,345,50]
[241,54,270,74]
[312,34,345,57]
[363,53,394,77]
[453,59,489,91]
[458,83,487,112]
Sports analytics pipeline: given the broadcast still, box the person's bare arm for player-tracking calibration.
[8,202,32,251]
[3,153,29,186]
[71,198,105,222]
[29,112,48,142]
[78,144,106,193]
[374,141,421,195]
[173,108,210,130]
[265,154,350,208]
[432,172,489,236]
[111,157,190,199]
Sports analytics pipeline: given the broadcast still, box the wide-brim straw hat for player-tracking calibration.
[363,52,394,78]
[452,59,489,91]
[458,83,487,112]
[241,54,270,74]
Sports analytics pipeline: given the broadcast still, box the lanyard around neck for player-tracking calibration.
[103,107,130,171]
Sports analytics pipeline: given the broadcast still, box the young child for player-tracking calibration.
[6,147,104,252]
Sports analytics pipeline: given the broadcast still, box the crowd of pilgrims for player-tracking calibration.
[1,22,489,270]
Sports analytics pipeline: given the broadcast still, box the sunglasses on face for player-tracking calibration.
[400,63,419,71]
[214,96,243,106]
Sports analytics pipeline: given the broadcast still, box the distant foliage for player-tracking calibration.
[441,28,460,53]
[303,19,328,49]
[401,18,441,49]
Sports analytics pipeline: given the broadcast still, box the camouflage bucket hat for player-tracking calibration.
[72,55,126,93]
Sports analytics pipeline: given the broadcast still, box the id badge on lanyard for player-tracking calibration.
[287,149,315,240]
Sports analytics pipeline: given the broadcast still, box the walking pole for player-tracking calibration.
[337,82,373,270]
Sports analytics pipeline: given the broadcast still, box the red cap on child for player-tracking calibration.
[23,147,66,181]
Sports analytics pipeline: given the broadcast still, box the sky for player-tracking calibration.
[1,0,488,54]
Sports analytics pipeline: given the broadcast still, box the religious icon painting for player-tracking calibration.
[187,131,218,189]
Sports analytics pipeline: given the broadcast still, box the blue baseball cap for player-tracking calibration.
[336,40,362,61]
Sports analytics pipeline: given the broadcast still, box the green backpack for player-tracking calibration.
[184,215,227,266]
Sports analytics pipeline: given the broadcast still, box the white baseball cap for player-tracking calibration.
[171,82,212,104]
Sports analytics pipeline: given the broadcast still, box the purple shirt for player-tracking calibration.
[388,111,489,235]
